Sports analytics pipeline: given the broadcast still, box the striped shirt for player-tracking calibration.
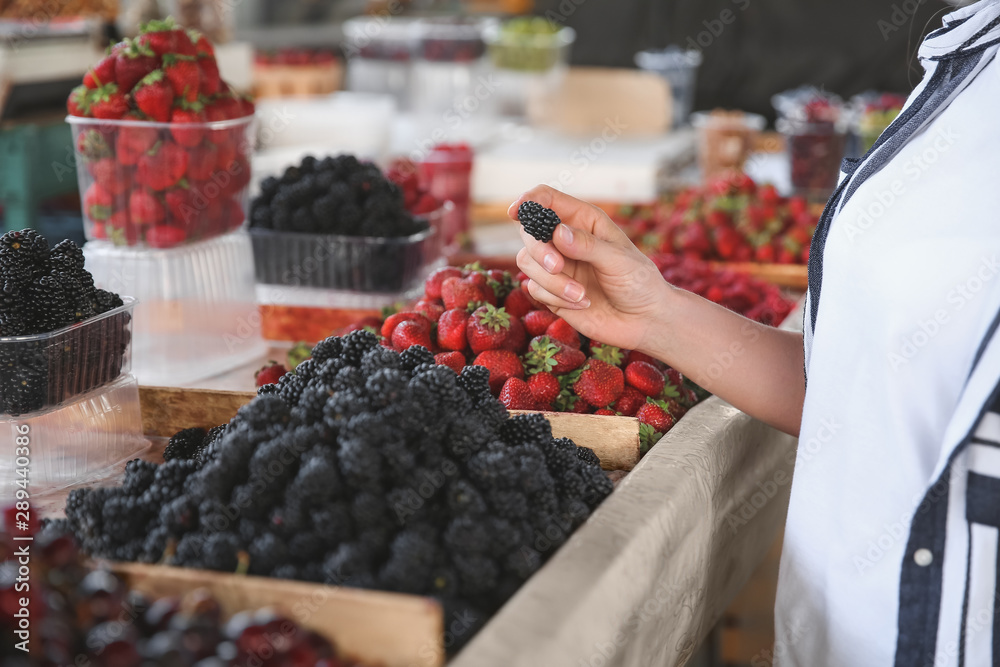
[776,1,1000,665]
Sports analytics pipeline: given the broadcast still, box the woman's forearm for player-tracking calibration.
[640,286,805,436]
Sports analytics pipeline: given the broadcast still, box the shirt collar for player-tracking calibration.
[919,0,1000,60]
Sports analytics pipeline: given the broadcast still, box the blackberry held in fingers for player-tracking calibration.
[517,201,561,243]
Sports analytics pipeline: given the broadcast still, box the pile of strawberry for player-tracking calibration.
[67,18,254,248]
[345,265,704,450]
[385,158,443,216]
[654,255,795,327]
[613,172,818,265]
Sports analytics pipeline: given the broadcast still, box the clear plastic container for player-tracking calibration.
[0,298,135,417]
[411,18,495,117]
[635,47,703,128]
[342,17,420,109]
[82,232,266,387]
[0,373,149,500]
[484,19,575,117]
[691,110,766,180]
[851,91,906,153]
[250,225,440,293]
[419,147,471,249]
[773,87,848,199]
[67,114,255,249]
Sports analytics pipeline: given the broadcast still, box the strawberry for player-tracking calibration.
[170,104,206,146]
[527,372,560,407]
[133,70,174,122]
[391,319,433,351]
[75,129,111,161]
[612,386,646,417]
[754,243,776,264]
[524,336,586,375]
[114,39,160,93]
[466,304,512,354]
[89,84,128,119]
[503,287,535,319]
[473,349,524,394]
[186,143,218,181]
[425,266,463,299]
[441,276,489,311]
[573,359,624,408]
[164,187,197,228]
[84,54,117,89]
[223,197,245,232]
[88,158,129,197]
[116,118,159,166]
[436,308,469,351]
[636,399,676,433]
[466,271,498,305]
[129,189,165,226]
[545,318,582,349]
[107,212,139,246]
[594,408,616,416]
[434,351,466,374]
[499,377,536,410]
[501,315,527,353]
[625,361,665,397]
[138,19,196,57]
[83,183,113,221]
[590,342,624,366]
[664,368,684,389]
[163,53,201,102]
[67,85,92,117]
[90,221,107,240]
[255,361,287,387]
[380,311,429,340]
[137,141,189,191]
[413,298,445,322]
[188,29,215,59]
[197,58,223,96]
[238,94,256,118]
[523,309,558,337]
[626,350,660,368]
[145,225,187,248]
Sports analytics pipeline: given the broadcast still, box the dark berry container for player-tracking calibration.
[0,297,135,416]
[780,119,847,198]
[249,208,445,292]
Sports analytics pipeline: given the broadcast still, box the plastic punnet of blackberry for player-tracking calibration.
[517,201,561,243]
[163,427,207,461]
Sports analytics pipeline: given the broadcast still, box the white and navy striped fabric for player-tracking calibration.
[776,1,1000,665]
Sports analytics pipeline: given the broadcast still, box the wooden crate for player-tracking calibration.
[253,63,342,99]
[113,562,444,667]
[139,386,642,471]
[708,261,808,291]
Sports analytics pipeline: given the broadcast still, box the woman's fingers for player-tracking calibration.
[523,277,590,312]
[516,248,591,308]
[519,229,565,275]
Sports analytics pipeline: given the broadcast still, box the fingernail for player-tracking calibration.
[579,296,591,308]
[558,224,574,244]
[543,253,558,273]
[564,283,585,303]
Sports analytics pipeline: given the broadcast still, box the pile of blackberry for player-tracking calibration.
[249,154,429,238]
[1,525,360,666]
[59,330,613,650]
[0,229,129,415]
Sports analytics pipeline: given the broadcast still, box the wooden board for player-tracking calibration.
[113,562,444,667]
[709,261,808,291]
[139,386,641,471]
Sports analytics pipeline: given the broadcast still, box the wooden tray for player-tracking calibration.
[708,261,808,291]
[112,562,443,667]
[139,386,642,471]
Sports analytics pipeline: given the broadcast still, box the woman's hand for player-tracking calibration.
[512,185,671,353]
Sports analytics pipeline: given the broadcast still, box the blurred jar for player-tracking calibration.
[343,16,420,110]
[410,17,496,119]
[692,110,766,180]
[484,17,575,117]
[773,87,848,200]
[163,0,231,42]
[852,91,907,153]
[418,144,474,250]
[634,47,702,128]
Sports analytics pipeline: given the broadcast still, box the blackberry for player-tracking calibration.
[292,382,333,425]
[289,454,342,506]
[163,427,207,461]
[311,503,354,547]
[365,368,409,407]
[360,345,402,376]
[340,329,379,367]
[50,239,86,273]
[350,491,390,528]
[259,176,281,199]
[379,525,440,594]
[29,274,73,332]
[330,365,364,392]
[94,288,123,313]
[323,542,375,588]
[517,201,561,243]
[122,459,158,496]
[248,532,288,576]
[281,165,302,184]
[0,228,49,266]
[452,553,499,597]
[447,479,488,516]
[141,459,198,506]
[399,345,434,371]
[444,516,491,555]
[576,446,601,467]
[250,203,272,229]
[195,424,227,463]
[299,155,318,173]
[311,336,343,364]
[457,365,492,403]
[487,489,529,520]
[500,413,552,448]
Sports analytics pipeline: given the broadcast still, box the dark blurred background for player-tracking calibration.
[534,0,951,118]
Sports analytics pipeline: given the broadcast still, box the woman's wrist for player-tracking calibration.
[634,279,684,363]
